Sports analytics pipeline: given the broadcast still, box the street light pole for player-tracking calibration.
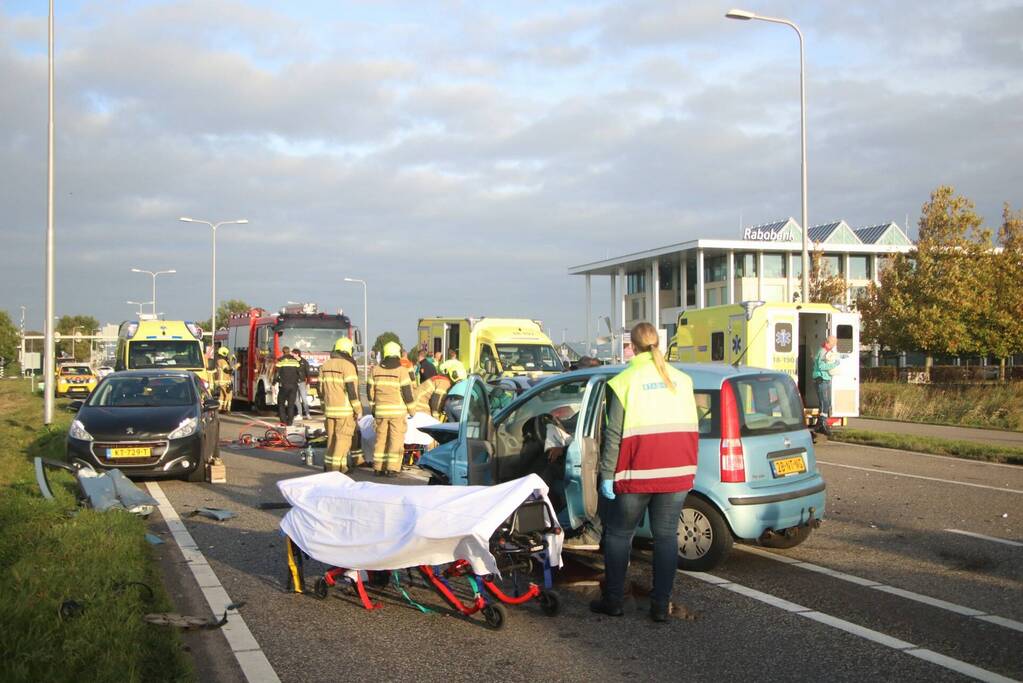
[343,278,368,381]
[179,217,248,338]
[726,8,810,302]
[43,0,55,423]
[130,268,176,315]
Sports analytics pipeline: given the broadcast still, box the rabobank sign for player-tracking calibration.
[743,226,795,241]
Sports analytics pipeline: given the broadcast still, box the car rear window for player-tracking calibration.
[730,374,804,436]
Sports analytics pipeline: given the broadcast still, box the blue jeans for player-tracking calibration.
[603,490,687,608]
[814,378,832,428]
[296,382,311,418]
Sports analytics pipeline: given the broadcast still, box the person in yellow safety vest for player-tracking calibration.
[319,337,364,473]
[590,321,699,624]
[368,341,416,477]
[214,346,237,412]
[412,363,463,420]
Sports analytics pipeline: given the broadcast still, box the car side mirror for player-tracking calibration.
[203,398,220,411]
[68,400,84,412]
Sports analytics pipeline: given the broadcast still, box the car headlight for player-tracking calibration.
[69,419,93,442]
[168,416,199,440]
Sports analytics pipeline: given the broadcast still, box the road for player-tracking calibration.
[147,414,1023,682]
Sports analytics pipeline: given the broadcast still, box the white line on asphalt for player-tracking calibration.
[148,482,281,683]
[681,570,1018,683]
[736,545,1023,632]
[945,529,1023,548]
[816,460,1023,494]
[828,441,1023,469]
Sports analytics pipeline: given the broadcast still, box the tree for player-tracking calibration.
[0,310,19,368]
[808,247,847,304]
[372,331,402,355]
[982,203,1023,378]
[859,185,988,367]
[56,315,99,362]
[199,299,252,333]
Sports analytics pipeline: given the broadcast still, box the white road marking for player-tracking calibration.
[816,460,1023,494]
[828,440,1023,469]
[736,545,1023,632]
[945,529,1023,548]
[681,570,1018,683]
[148,482,281,683]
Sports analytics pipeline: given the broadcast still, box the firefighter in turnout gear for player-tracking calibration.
[368,341,415,476]
[273,347,303,426]
[412,362,462,420]
[214,346,237,412]
[319,338,363,472]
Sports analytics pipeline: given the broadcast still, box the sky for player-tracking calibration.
[2,0,1021,344]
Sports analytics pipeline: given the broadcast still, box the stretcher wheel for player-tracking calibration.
[481,604,507,630]
[313,578,329,600]
[538,590,561,617]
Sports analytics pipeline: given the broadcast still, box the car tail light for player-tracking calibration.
[719,380,746,483]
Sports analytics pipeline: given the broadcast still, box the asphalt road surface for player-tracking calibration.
[147,414,1023,683]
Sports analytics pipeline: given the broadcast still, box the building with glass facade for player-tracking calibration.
[570,218,913,343]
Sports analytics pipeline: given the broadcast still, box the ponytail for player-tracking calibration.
[629,322,675,393]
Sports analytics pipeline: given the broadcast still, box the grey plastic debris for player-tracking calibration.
[144,533,164,545]
[144,609,230,630]
[189,507,236,521]
[77,468,157,515]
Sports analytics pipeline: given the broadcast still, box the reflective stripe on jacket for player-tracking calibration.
[274,356,302,388]
[413,375,452,417]
[320,354,362,418]
[368,360,415,418]
[605,352,699,494]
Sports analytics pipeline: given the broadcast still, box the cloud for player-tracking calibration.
[1,0,1020,344]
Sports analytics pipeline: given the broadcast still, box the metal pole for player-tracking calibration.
[151,273,157,316]
[362,282,368,380]
[43,0,55,423]
[797,25,809,303]
[211,225,217,337]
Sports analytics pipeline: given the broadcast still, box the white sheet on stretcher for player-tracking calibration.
[278,472,563,575]
[358,413,439,463]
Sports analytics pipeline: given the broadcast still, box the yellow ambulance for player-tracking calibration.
[417,317,565,377]
[115,319,212,386]
[667,301,860,421]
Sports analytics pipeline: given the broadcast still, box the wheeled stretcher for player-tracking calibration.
[279,473,563,629]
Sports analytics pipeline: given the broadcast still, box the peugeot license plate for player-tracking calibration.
[771,455,806,477]
[108,447,151,458]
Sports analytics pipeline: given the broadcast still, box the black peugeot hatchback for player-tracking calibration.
[66,370,220,482]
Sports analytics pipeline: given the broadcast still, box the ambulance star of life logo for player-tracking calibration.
[775,328,792,349]
[731,335,742,354]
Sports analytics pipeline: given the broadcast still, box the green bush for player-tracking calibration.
[860,382,1023,431]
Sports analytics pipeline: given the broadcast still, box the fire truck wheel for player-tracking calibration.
[255,384,268,412]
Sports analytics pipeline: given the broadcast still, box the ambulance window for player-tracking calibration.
[836,324,853,353]
[711,332,724,361]
[433,337,442,354]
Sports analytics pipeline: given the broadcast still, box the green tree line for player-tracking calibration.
[859,185,1023,377]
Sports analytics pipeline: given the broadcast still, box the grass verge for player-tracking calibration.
[860,382,1023,431]
[0,380,191,682]
[831,428,1023,466]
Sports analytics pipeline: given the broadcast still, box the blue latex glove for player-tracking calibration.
[599,479,616,500]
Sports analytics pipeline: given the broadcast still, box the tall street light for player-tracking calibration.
[179,217,248,338]
[726,8,810,302]
[130,268,176,315]
[343,278,368,381]
[43,0,55,423]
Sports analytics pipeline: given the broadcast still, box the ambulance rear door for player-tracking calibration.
[829,311,860,417]
[766,309,798,381]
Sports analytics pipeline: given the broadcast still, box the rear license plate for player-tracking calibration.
[108,447,152,458]
[771,455,806,477]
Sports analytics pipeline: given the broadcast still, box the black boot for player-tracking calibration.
[650,603,670,623]
[589,597,623,617]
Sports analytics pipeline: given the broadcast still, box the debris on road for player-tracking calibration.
[144,533,164,545]
[144,602,245,631]
[189,507,236,521]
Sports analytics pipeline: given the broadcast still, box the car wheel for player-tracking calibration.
[677,496,733,572]
[186,451,208,483]
[255,384,267,412]
[759,525,813,550]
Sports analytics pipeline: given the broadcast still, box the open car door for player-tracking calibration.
[563,375,606,533]
[454,375,496,485]
[828,311,860,418]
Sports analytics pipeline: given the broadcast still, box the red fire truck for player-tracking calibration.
[218,303,359,411]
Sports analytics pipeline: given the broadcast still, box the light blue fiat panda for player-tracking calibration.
[418,363,825,571]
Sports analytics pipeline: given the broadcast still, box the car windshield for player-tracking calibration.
[279,327,350,353]
[732,374,805,435]
[60,366,91,375]
[89,376,195,407]
[128,341,204,369]
[495,344,562,372]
